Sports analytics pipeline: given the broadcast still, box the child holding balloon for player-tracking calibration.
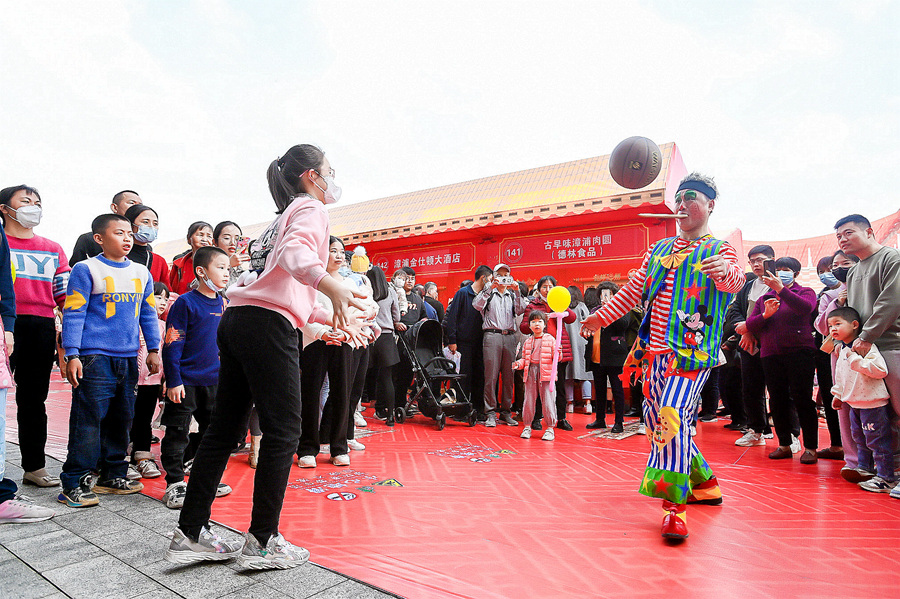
[514,310,561,440]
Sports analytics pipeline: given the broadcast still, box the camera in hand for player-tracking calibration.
[496,275,514,286]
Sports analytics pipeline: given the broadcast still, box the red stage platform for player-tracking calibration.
[6,376,900,598]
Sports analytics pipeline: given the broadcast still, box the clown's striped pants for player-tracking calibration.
[638,352,716,504]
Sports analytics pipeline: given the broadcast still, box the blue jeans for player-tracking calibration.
[60,355,138,489]
[851,404,894,481]
[0,388,19,503]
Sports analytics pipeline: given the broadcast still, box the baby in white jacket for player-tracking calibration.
[827,307,895,492]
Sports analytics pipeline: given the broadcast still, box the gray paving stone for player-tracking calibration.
[0,518,63,544]
[132,588,185,599]
[0,555,65,599]
[219,582,294,599]
[123,507,181,536]
[139,558,255,599]
[4,528,105,572]
[239,563,350,599]
[307,580,393,599]
[90,527,172,568]
[44,554,162,599]
[53,505,136,540]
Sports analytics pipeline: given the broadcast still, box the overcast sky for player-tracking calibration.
[2,0,897,254]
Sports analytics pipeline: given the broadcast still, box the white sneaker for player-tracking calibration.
[216,483,232,497]
[566,402,574,414]
[520,426,532,439]
[298,455,316,468]
[347,439,366,451]
[135,459,162,479]
[735,431,765,447]
[236,532,309,570]
[637,424,646,435]
[165,526,243,564]
[331,454,350,467]
[164,482,188,509]
[354,411,367,428]
[319,444,330,455]
[790,435,801,454]
[584,403,593,415]
[126,464,142,481]
[541,428,555,441]
[690,426,697,437]
[0,496,55,523]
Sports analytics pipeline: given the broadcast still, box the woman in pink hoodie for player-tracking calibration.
[167,144,368,570]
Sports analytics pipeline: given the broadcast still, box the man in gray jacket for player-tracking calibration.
[473,264,525,427]
[836,213,900,496]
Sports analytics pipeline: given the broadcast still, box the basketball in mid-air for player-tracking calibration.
[608,136,662,189]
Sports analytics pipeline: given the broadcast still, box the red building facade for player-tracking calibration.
[329,143,688,295]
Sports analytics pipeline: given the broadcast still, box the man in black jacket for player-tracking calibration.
[70,191,142,264]
[724,245,774,445]
[423,282,444,323]
[444,265,492,417]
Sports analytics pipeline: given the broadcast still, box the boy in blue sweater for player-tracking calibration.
[59,214,161,507]
[161,246,229,509]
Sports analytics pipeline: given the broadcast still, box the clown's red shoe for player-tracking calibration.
[661,500,688,539]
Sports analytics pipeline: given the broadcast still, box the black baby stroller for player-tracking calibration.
[396,319,476,429]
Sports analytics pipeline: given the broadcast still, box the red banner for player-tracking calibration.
[500,224,649,268]
[371,243,476,276]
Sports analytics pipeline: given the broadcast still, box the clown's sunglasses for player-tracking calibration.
[674,189,702,204]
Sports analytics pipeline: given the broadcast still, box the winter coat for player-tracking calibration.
[565,302,592,380]
[520,296,576,362]
[514,333,560,383]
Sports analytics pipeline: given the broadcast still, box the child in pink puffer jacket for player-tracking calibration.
[514,310,560,440]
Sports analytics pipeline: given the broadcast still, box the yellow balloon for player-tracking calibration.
[546,286,571,313]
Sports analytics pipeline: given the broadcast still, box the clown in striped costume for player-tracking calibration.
[581,172,745,540]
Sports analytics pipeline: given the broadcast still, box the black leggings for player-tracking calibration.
[590,363,625,425]
[11,315,57,472]
[762,350,818,450]
[179,306,301,546]
[131,384,160,456]
[375,363,396,413]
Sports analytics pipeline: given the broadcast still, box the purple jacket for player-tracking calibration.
[746,282,817,358]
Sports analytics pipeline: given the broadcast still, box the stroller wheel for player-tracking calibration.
[437,414,446,431]
[395,407,406,424]
[468,411,477,427]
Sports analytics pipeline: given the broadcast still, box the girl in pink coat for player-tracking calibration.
[514,310,561,440]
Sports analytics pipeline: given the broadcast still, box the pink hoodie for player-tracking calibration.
[227,194,330,328]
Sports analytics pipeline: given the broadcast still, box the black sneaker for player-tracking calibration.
[698,414,717,423]
[57,474,99,508]
[94,477,144,495]
[556,419,573,431]
[586,420,608,430]
[531,420,543,431]
[724,422,747,431]
[374,409,388,421]
[610,423,624,434]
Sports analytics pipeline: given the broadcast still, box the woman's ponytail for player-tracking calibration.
[266,144,325,214]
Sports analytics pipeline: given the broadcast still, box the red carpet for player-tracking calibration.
[7,374,900,598]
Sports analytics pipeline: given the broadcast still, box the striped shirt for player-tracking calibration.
[597,238,744,352]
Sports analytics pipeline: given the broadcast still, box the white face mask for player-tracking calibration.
[9,205,42,228]
[314,175,342,205]
[202,276,224,294]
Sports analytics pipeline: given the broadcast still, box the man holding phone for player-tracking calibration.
[724,245,776,445]
[474,263,525,427]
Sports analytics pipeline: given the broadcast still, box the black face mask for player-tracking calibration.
[832,266,850,283]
